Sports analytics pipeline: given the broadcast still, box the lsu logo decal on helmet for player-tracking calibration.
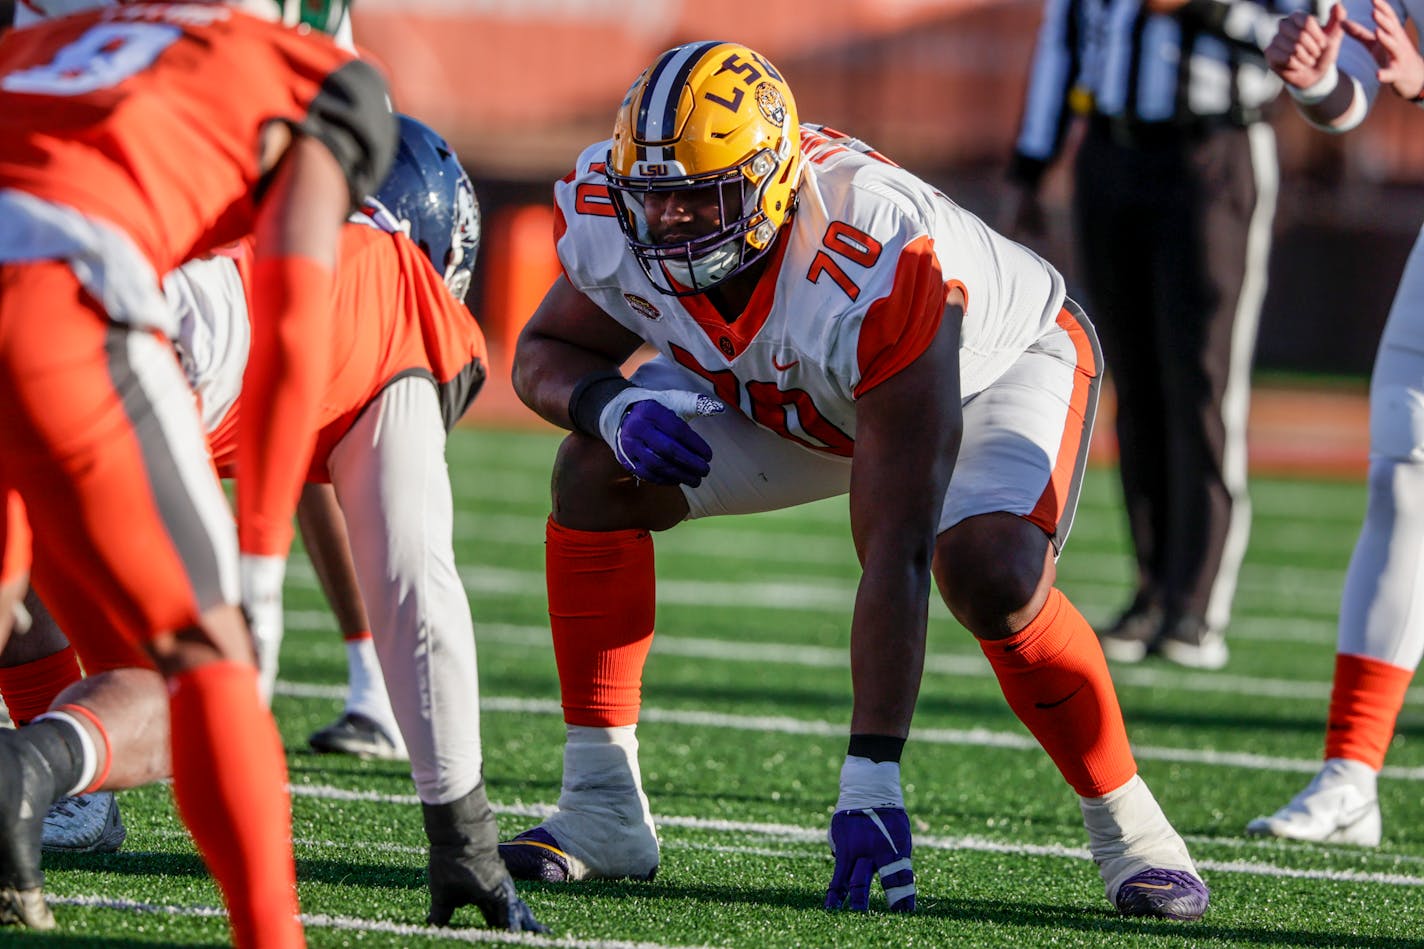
[605,41,803,297]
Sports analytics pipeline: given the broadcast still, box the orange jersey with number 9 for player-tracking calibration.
[0,2,390,276]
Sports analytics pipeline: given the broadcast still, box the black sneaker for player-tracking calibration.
[1157,614,1228,670]
[307,712,407,761]
[1096,603,1165,664]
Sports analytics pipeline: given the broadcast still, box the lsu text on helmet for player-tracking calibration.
[606,40,802,297]
[364,114,481,301]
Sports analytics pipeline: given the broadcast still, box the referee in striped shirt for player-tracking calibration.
[1006,0,1318,669]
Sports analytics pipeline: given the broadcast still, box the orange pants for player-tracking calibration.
[0,260,237,656]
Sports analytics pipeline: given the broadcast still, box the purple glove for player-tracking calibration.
[597,388,725,487]
[825,807,917,912]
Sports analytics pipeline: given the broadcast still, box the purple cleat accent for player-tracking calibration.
[499,828,574,883]
[1114,868,1209,921]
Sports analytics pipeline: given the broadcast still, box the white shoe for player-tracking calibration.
[500,725,659,882]
[41,791,127,854]
[1245,759,1381,846]
[1080,775,1206,916]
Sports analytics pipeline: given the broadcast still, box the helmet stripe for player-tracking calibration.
[637,40,724,147]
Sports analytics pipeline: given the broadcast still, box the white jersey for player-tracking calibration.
[165,253,250,435]
[555,126,1066,456]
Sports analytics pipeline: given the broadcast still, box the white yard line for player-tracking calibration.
[278,613,1422,705]
[49,895,714,948]
[271,683,1424,782]
[281,784,1424,889]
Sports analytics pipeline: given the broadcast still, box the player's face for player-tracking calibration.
[641,181,737,246]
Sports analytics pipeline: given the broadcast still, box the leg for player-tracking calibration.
[936,310,1206,920]
[297,484,405,761]
[0,262,301,947]
[501,356,852,883]
[1247,231,1424,845]
[1152,126,1275,667]
[327,378,537,931]
[1073,131,1170,659]
[0,589,138,855]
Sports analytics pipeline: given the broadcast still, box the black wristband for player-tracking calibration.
[847,733,906,764]
[568,370,634,437]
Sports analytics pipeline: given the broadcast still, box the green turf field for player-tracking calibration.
[25,425,1424,947]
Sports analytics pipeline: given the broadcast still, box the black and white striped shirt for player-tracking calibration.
[1012,0,1318,181]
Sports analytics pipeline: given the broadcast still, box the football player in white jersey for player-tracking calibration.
[499,40,1208,920]
[1248,0,1424,845]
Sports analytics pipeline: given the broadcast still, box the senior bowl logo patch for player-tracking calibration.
[755,82,787,125]
[624,293,662,321]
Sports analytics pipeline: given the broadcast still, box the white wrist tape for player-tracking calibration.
[835,755,904,811]
[1289,64,1339,105]
[596,388,724,449]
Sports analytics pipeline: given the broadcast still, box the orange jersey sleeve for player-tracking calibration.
[853,235,952,397]
[0,4,394,275]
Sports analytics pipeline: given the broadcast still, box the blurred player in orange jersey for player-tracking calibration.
[0,0,396,941]
[0,114,546,934]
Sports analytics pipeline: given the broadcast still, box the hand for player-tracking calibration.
[239,552,285,705]
[1341,0,1424,100]
[424,783,549,933]
[597,388,725,487]
[823,755,916,912]
[825,807,917,912]
[1266,5,1346,91]
[429,874,547,933]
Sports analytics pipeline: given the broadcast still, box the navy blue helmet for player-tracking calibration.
[365,115,480,300]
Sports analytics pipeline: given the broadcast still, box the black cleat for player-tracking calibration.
[423,782,548,933]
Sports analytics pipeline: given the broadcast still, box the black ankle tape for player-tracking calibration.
[847,734,905,764]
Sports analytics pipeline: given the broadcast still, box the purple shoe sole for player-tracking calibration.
[1114,868,1209,921]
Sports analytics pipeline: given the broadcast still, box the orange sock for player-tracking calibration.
[547,516,655,727]
[0,646,83,725]
[169,661,304,949]
[1325,653,1414,770]
[980,588,1138,797]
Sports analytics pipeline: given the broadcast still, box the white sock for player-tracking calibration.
[343,635,398,736]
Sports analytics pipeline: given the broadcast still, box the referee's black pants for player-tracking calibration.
[1073,117,1277,635]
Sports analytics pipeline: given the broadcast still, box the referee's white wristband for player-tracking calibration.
[1289,64,1339,105]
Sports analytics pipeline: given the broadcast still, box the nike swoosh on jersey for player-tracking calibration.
[773,357,799,371]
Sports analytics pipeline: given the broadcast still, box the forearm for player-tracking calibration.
[512,333,631,432]
[296,483,370,637]
[1293,68,1369,131]
[848,561,931,737]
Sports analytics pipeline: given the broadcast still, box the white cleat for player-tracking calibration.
[1246,759,1381,846]
[41,791,127,854]
[500,724,659,882]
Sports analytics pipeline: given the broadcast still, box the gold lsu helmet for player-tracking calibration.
[606,41,803,296]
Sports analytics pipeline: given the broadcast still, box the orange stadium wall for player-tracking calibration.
[353,0,1424,378]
